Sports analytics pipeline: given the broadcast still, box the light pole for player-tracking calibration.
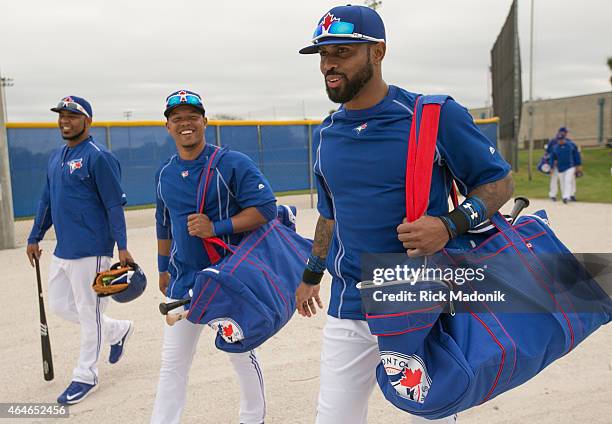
[0,76,14,122]
[0,73,16,249]
[527,0,535,181]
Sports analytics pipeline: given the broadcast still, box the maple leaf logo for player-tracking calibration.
[399,368,422,388]
[223,323,234,338]
[319,13,339,33]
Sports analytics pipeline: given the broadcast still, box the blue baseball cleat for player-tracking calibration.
[57,381,97,405]
[109,321,134,364]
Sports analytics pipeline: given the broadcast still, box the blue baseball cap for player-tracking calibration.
[299,5,386,55]
[51,96,93,118]
[164,89,206,117]
[558,126,568,133]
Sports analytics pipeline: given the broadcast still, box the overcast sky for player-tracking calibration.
[1,0,610,122]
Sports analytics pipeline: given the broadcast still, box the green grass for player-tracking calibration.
[275,189,313,197]
[513,147,612,203]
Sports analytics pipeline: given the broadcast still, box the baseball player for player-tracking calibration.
[295,6,513,424]
[546,127,581,202]
[548,128,582,203]
[26,96,135,405]
[151,90,276,424]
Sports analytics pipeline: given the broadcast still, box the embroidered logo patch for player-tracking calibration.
[68,158,83,174]
[208,318,244,343]
[380,351,431,403]
[354,123,368,134]
[319,13,340,34]
[181,170,189,178]
[462,202,478,220]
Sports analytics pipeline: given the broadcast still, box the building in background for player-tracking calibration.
[471,90,612,149]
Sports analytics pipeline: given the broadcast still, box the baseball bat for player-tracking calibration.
[34,257,54,381]
[509,197,530,224]
[159,298,191,315]
[166,310,189,326]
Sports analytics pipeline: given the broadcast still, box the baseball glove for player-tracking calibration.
[575,170,584,178]
[92,263,133,297]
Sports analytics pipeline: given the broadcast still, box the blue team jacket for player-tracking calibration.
[549,140,581,172]
[155,144,276,300]
[28,136,127,259]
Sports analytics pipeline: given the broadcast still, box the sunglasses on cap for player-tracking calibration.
[165,92,203,108]
[55,100,91,118]
[311,20,384,44]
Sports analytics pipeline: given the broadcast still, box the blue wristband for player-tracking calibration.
[213,218,234,237]
[158,254,170,273]
[457,196,488,229]
[306,254,326,273]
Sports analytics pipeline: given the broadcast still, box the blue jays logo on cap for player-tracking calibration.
[319,13,341,35]
[299,5,386,54]
[164,89,206,117]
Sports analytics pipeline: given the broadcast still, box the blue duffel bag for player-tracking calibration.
[358,95,612,419]
[186,204,312,353]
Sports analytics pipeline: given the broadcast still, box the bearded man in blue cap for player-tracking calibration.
[296,5,514,423]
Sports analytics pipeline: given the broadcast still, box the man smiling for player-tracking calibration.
[151,89,276,424]
[26,95,135,405]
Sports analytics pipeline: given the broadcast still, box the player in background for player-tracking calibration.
[295,6,513,424]
[26,96,135,405]
[546,127,582,202]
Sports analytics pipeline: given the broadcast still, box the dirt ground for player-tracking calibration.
[2,195,611,423]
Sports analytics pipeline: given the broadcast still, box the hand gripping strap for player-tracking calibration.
[196,147,231,263]
[405,95,450,222]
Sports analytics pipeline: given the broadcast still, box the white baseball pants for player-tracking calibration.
[559,167,576,201]
[316,315,457,424]
[548,168,560,198]
[151,300,266,424]
[47,255,131,385]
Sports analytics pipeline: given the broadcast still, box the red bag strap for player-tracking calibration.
[405,96,444,222]
[196,147,230,263]
[450,182,459,208]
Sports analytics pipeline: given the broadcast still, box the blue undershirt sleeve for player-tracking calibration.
[255,200,278,222]
[314,174,334,220]
[436,100,511,196]
[312,129,334,220]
